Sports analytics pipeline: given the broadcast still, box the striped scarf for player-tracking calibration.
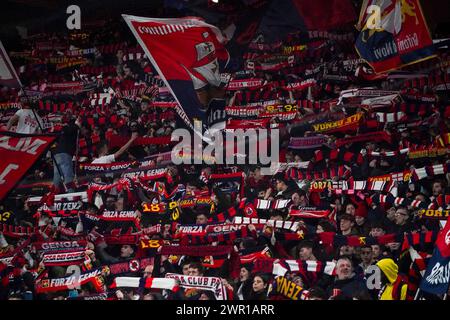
[160,245,233,257]
[331,179,396,195]
[369,194,434,211]
[110,277,178,292]
[36,268,104,293]
[121,51,146,62]
[406,247,430,300]
[375,112,407,123]
[411,163,450,181]
[254,199,291,210]
[401,231,439,252]
[289,207,330,219]
[286,165,351,181]
[232,216,299,232]
[272,259,336,279]
[165,273,228,300]
[107,134,172,148]
[367,148,409,157]
[289,135,329,149]
[208,207,239,223]
[180,225,253,245]
[317,232,401,247]
[334,131,392,148]
[41,249,87,267]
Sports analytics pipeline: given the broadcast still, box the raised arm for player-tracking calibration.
[6,114,19,131]
[113,131,138,160]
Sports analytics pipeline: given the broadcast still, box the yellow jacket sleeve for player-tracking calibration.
[400,284,408,300]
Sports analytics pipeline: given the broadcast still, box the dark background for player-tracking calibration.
[0,0,449,38]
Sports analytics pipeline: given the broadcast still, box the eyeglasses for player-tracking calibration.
[395,211,408,216]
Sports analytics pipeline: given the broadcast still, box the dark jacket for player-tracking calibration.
[54,122,79,156]
[327,275,370,299]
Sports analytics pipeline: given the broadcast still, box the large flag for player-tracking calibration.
[355,0,436,74]
[122,15,230,131]
[0,41,22,88]
[0,132,57,201]
[163,0,273,70]
[420,216,450,295]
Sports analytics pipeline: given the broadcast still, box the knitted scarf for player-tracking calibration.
[180,225,254,245]
[311,113,363,133]
[232,216,299,232]
[160,245,233,257]
[33,240,87,252]
[103,258,154,276]
[286,165,351,181]
[110,276,178,292]
[42,249,87,267]
[289,135,329,149]
[79,161,137,174]
[270,276,309,300]
[331,179,396,195]
[0,224,40,238]
[165,273,228,300]
[334,131,392,148]
[289,207,331,219]
[107,134,172,148]
[369,194,436,210]
[36,268,104,293]
[254,199,291,210]
[417,209,450,220]
[317,232,401,247]
[273,259,336,278]
[226,78,264,90]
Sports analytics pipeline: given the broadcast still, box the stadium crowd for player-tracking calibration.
[0,4,449,301]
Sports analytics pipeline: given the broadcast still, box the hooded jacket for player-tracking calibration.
[376,258,407,300]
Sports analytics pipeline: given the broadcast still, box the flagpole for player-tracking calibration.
[74,126,80,182]
[2,41,67,191]
[28,104,67,193]
[413,288,421,300]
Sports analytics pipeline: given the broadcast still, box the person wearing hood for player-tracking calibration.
[376,258,408,300]
[235,265,253,300]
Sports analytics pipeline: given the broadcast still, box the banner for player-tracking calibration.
[122,15,229,131]
[356,0,436,73]
[0,41,22,88]
[0,132,57,201]
[420,216,450,295]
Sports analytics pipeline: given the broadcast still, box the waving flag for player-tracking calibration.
[356,0,436,74]
[0,132,57,201]
[420,216,450,295]
[122,15,229,131]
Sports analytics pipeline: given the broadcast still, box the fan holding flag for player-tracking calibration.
[419,216,450,299]
[122,15,230,133]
